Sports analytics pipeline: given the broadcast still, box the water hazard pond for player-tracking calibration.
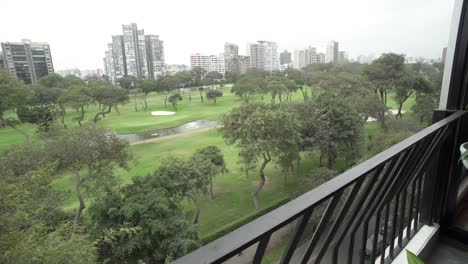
[117,120,219,143]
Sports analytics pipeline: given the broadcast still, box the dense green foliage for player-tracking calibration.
[0,54,444,263]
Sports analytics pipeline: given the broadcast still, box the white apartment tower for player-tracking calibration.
[122,24,147,78]
[326,41,339,63]
[104,23,165,83]
[190,53,225,75]
[293,46,325,69]
[146,35,165,79]
[249,41,279,71]
[224,43,239,73]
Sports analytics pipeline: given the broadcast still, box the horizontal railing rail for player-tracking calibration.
[173,110,468,264]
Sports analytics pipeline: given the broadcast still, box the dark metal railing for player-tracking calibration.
[173,111,468,264]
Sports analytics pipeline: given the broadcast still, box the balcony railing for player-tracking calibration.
[173,111,468,264]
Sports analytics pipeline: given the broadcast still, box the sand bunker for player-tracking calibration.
[151,111,175,116]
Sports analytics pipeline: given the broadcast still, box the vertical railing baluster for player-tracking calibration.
[398,188,407,248]
[359,220,370,264]
[252,233,271,264]
[331,167,383,264]
[280,207,314,264]
[407,178,417,239]
[300,191,344,264]
[313,178,365,264]
[380,203,390,264]
[370,209,382,262]
[414,175,423,231]
[389,193,399,258]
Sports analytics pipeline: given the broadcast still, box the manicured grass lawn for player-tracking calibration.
[0,84,418,241]
[54,128,348,239]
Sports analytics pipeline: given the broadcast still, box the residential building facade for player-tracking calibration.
[1,39,54,84]
[146,35,165,79]
[0,51,4,70]
[249,41,279,71]
[224,43,239,73]
[190,53,225,75]
[104,23,165,83]
[280,50,292,65]
[238,55,250,74]
[293,46,324,69]
[326,41,339,63]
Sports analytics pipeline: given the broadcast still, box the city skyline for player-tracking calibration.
[0,0,455,70]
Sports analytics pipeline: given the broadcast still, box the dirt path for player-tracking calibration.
[129,125,221,145]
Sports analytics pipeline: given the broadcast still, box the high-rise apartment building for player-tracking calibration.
[293,46,324,69]
[238,55,250,74]
[190,53,225,75]
[326,41,339,63]
[224,43,239,73]
[249,41,279,71]
[0,51,4,70]
[146,35,165,79]
[104,23,165,83]
[122,23,147,78]
[280,50,292,65]
[1,39,54,84]
[338,51,348,63]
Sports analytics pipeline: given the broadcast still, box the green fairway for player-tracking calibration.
[0,84,418,241]
[54,127,349,239]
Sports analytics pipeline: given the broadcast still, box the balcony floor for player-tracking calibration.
[425,242,468,264]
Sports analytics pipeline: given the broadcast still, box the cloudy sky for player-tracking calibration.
[0,0,455,70]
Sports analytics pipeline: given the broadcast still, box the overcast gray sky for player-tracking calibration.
[0,0,455,70]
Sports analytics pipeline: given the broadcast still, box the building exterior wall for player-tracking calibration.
[280,50,292,65]
[190,53,225,75]
[146,35,165,79]
[249,41,279,71]
[104,23,165,83]
[326,41,339,63]
[238,55,250,74]
[224,43,239,73]
[294,46,323,69]
[1,40,54,84]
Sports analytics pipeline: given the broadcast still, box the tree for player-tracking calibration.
[58,85,93,126]
[393,71,432,118]
[37,73,66,88]
[0,71,31,144]
[88,172,200,263]
[47,127,130,223]
[159,76,178,107]
[206,89,223,104]
[267,80,288,103]
[203,71,224,89]
[363,53,405,128]
[129,88,143,111]
[91,86,129,126]
[0,144,98,263]
[191,146,227,199]
[314,94,364,169]
[231,78,258,102]
[285,68,307,100]
[190,66,206,86]
[412,92,437,124]
[155,157,210,224]
[198,87,205,103]
[221,103,301,210]
[117,75,137,89]
[17,103,59,133]
[136,79,158,110]
[168,93,183,110]
[225,71,240,83]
